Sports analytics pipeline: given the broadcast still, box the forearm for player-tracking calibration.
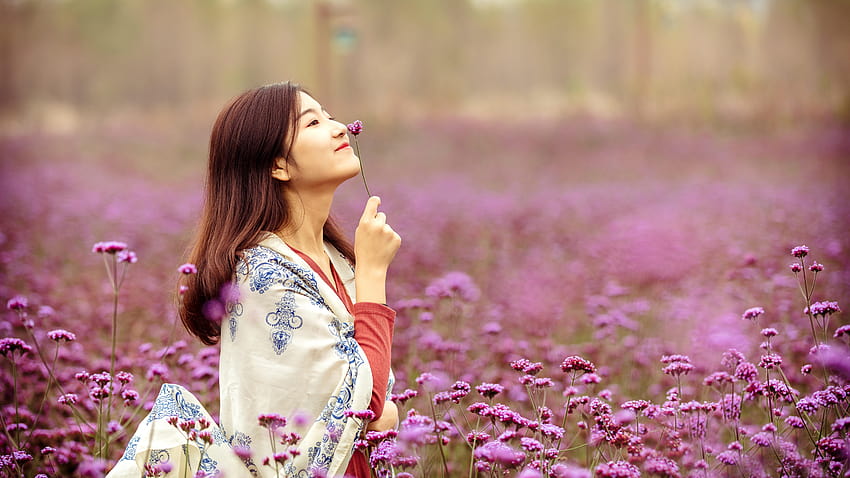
[352,302,394,418]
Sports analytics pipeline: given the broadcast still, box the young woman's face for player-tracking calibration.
[278,92,360,191]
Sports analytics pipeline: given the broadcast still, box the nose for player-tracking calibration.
[331,119,347,138]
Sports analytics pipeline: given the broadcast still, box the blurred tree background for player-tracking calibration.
[2,0,849,131]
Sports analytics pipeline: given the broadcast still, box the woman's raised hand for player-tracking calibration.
[354,196,401,304]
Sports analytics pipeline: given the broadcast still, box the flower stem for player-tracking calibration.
[427,391,449,478]
[24,344,60,447]
[12,360,20,445]
[351,136,372,197]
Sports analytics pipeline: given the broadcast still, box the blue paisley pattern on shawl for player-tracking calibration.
[230,246,331,354]
[144,384,203,424]
[223,242,370,474]
[297,318,364,470]
[121,384,226,469]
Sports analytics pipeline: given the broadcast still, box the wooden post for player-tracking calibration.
[315,0,332,104]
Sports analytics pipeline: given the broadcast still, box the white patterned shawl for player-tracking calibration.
[220,233,375,476]
[108,233,384,477]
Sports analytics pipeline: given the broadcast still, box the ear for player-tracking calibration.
[271,157,290,181]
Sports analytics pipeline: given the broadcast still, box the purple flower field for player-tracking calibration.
[1,118,848,477]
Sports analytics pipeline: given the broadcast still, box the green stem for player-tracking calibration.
[427,392,449,478]
[13,359,20,445]
[351,136,372,197]
[183,437,191,478]
[23,325,89,440]
[24,344,60,447]
[467,415,481,478]
[105,271,119,458]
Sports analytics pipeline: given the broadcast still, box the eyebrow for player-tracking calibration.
[297,107,329,119]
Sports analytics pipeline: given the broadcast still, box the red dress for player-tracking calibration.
[291,248,394,478]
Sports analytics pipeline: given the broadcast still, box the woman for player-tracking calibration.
[109,82,400,477]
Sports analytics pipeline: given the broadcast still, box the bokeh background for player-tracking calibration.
[1,0,849,474]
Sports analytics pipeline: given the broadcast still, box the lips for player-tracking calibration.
[335,142,350,152]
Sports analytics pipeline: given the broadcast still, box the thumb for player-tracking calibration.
[360,196,381,222]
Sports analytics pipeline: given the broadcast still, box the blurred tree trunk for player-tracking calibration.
[807,0,850,123]
[601,0,627,112]
[632,0,652,120]
[0,3,37,113]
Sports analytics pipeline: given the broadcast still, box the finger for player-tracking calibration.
[360,196,381,222]
[374,212,386,224]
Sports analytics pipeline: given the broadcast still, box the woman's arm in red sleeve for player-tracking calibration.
[352,301,395,419]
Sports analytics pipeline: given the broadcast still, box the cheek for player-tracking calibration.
[290,135,321,161]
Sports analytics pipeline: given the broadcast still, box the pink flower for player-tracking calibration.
[0,337,32,358]
[791,245,809,258]
[785,416,805,428]
[761,327,778,338]
[344,409,376,421]
[390,388,418,404]
[233,445,252,461]
[178,263,198,274]
[346,120,363,136]
[789,262,803,272]
[258,413,287,430]
[117,250,137,263]
[146,363,169,381]
[92,241,128,254]
[6,296,27,311]
[594,460,640,478]
[759,353,782,370]
[466,431,491,445]
[662,356,694,377]
[121,389,139,405]
[716,450,738,465]
[58,393,78,405]
[561,356,597,374]
[807,301,841,317]
[742,307,765,320]
[115,371,133,384]
[425,271,481,302]
[47,329,76,342]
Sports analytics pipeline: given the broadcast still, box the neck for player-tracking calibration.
[276,188,334,256]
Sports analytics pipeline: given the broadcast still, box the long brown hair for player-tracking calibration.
[180,82,354,345]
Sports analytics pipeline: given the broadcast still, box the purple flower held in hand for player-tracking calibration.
[347,120,363,136]
[346,120,371,197]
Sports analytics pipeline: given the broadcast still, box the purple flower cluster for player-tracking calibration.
[742,306,765,320]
